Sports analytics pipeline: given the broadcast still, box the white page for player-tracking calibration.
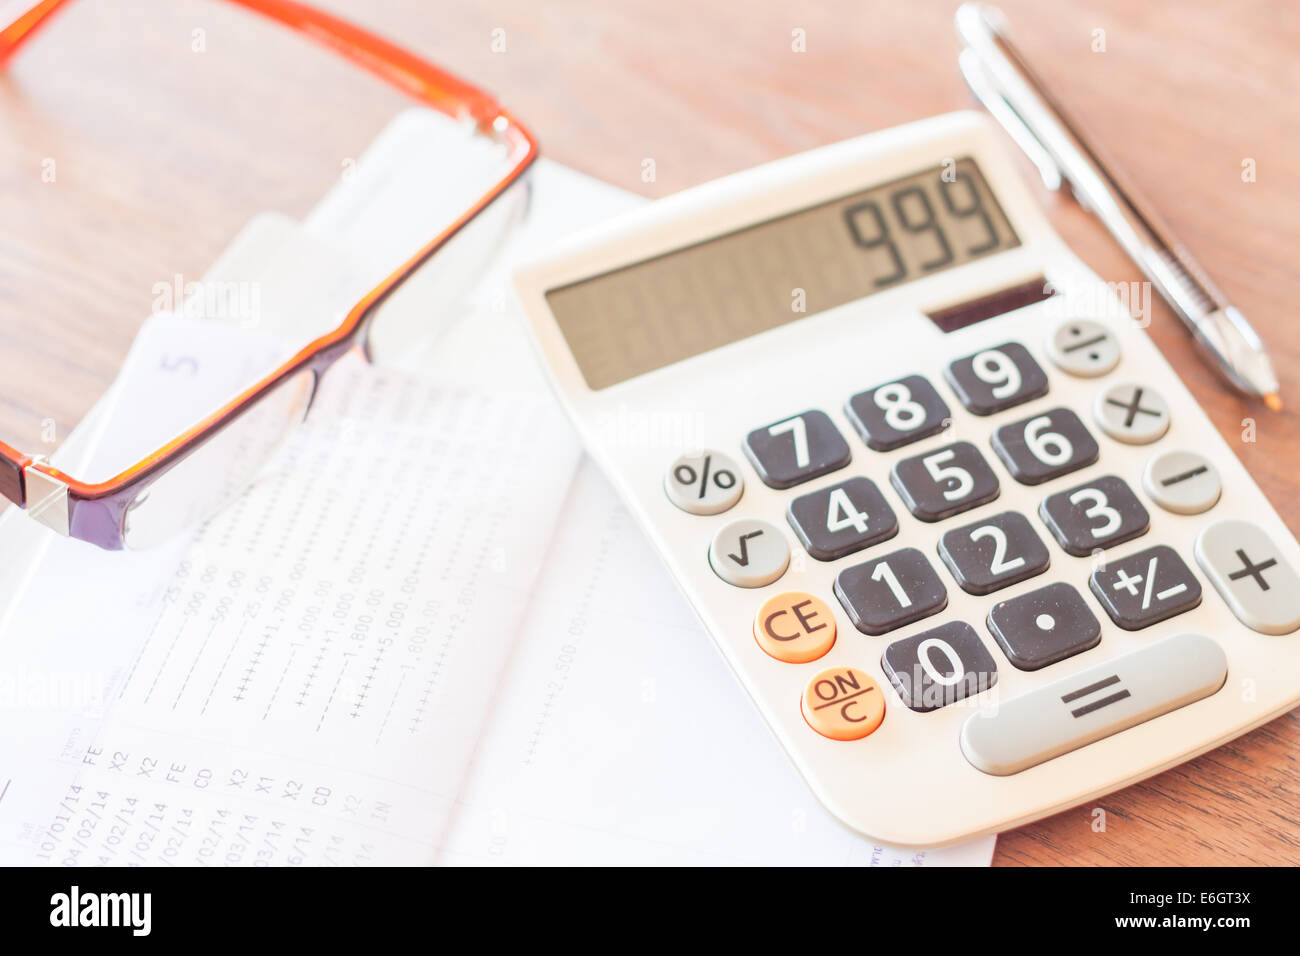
[0,354,581,866]
[439,459,995,866]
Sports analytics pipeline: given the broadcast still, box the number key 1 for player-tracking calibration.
[834,547,948,635]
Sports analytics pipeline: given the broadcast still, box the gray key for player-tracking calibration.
[708,518,790,588]
[664,450,744,515]
[1046,318,1120,377]
[991,407,1099,485]
[881,621,998,712]
[986,582,1100,671]
[845,374,951,451]
[961,632,1227,775]
[938,511,1049,595]
[890,440,1000,522]
[1039,475,1149,556]
[743,410,850,489]
[1089,544,1201,630]
[1143,449,1221,515]
[1194,519,1300,635]
[1093,382,1170,445]
[787,476,897,561]
[944,342,1049,416]
[834,547,947,635]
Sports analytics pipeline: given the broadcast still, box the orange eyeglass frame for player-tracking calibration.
[0,0,539,549]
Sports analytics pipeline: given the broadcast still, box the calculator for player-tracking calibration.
[512,112,1300,846]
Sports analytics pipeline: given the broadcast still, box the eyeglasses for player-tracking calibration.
[0,0,538,551]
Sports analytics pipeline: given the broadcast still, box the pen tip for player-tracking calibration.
[1263,392,1284,412]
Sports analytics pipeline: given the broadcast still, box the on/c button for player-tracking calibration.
[801,666,886,740]
[754,591,837,663]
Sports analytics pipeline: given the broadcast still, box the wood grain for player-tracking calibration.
[2,0,1297,864]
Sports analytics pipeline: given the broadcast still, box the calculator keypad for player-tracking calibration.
[881,621,998,713]
[787,476,897,561]
[991,407,1099,485]
[845,374,950,451]
[890,440,1000,522]
[744,410,850,489]
[944,342,1049,415]
[1089,544,1202,630]
[1039,475,1150,556]
[834,547,947,635]
[987,582,1101,671]
[938,511,1050,595]
[708,518,790,588]
[665,319,1255,777]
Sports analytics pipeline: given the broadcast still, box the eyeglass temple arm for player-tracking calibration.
[0,0,507,128]
[0,441,31,508]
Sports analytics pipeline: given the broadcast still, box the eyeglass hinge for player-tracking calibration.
[24,461,70,538]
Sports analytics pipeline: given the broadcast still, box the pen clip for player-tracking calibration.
[955,4,1065,194]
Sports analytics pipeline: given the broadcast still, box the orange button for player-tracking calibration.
[801,666,885,740]
[753,591,837,663]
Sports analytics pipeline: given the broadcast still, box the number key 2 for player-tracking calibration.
[945,342,1049,415]
[937,511,1050,595]
[834,547,947,635]
[845,374,950,451]
[991,407,1098,485]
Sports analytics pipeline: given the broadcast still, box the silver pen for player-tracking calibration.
[955,2,1282,411]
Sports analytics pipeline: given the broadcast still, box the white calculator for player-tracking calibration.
[513,112,1300,846]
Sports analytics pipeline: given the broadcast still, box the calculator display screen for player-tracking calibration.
[546,157,1019,389]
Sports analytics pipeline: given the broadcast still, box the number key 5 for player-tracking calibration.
[890,440,1000,522]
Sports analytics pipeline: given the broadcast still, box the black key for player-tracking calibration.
[1039,475,1150,557]
[834,547,947,636]
[787,476,898,561]
[944,342,1049,416]
[743,409,850,489]
[991,407,1099,485]
[937,511,1050,595]
[890,440,1000,522]
[1089,544,1202,630]
[881,621,998,713]
[845,374,950,451]
[986,582,1101,671]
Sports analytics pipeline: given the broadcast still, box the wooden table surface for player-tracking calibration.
[3,0,1298,865]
